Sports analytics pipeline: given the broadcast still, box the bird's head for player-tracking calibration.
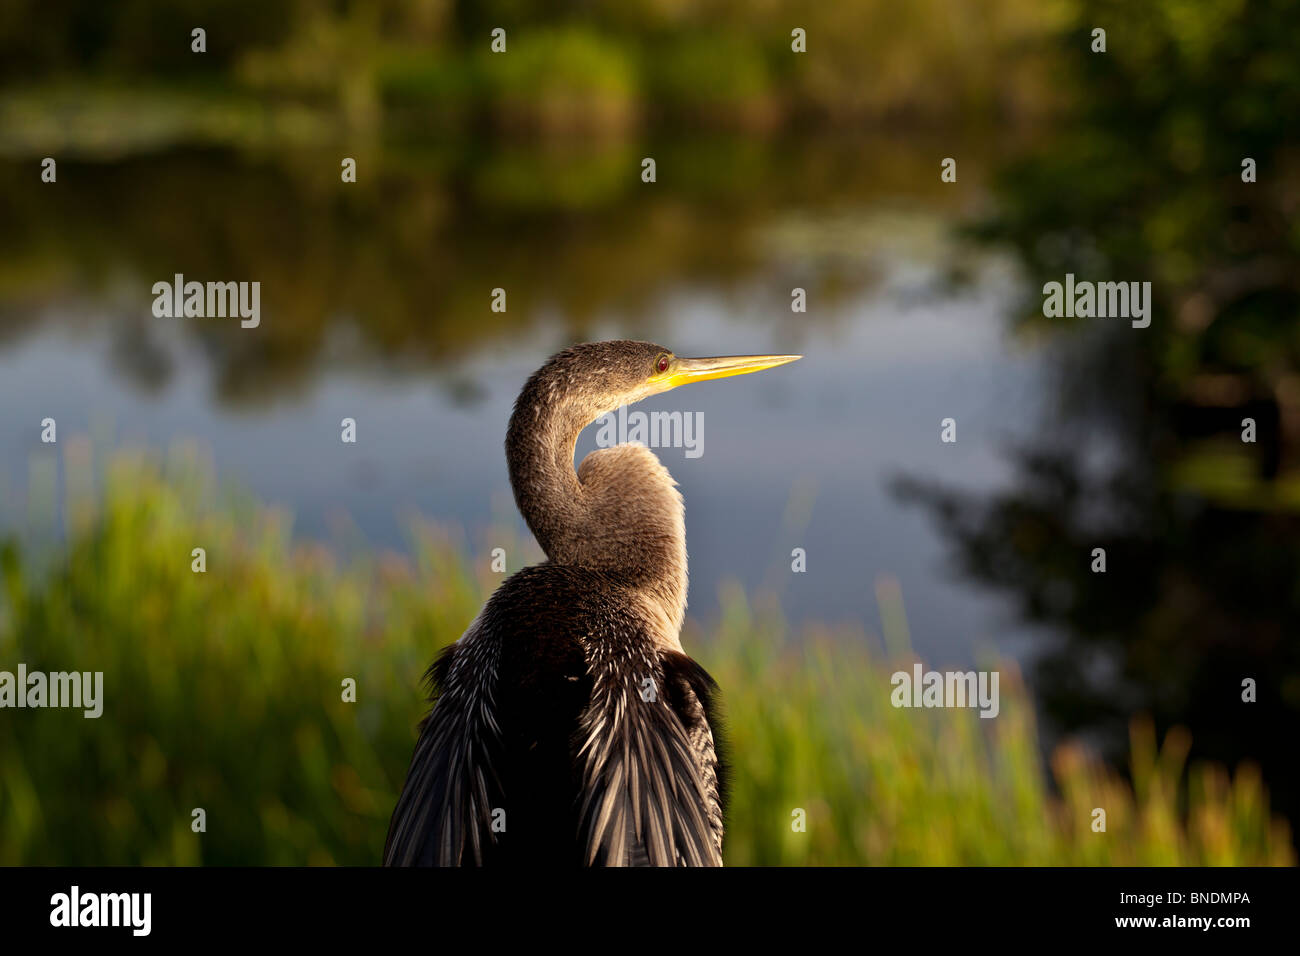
[537,340,802,421]
[506,341,801,609]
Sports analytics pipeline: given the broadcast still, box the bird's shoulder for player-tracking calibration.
[478,562,642,656]
[476,563,695,696]
[485,561,634,616]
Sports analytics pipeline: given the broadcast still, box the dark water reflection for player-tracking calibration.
[898,3,1300,842]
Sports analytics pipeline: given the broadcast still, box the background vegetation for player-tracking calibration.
[0,452,1290,865]
[0,0,1064,151]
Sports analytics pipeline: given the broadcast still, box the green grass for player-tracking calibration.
[0,448,1292,865]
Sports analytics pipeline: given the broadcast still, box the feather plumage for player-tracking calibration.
[384,342,783,867]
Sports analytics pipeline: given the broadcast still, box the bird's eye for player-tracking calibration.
[657,355,670,373]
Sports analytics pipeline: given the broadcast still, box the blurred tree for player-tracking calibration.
[907,0,1300,845]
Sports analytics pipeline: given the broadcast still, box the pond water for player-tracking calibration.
[0,135,1051,666]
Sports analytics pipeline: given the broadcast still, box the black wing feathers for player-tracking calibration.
[382,638,506,866]
[576,642,727,866]
[384,566,727,866]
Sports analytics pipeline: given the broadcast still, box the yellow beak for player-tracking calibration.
[652,354,802,392]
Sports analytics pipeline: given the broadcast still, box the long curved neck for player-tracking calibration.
[505,390,591,562]
[505,375,688,641]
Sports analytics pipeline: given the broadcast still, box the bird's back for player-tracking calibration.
[383,563,727,866]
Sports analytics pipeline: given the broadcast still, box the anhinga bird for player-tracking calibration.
[384,341,800,866]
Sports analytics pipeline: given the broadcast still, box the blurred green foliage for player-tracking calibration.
[0,0,1066,151]
[918,0,1300,836]
[477,26,638,133]
[0,450,1291,864]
